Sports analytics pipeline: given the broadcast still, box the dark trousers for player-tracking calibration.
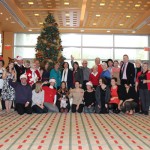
[82,80,88,91]
[109,103,120,113]
[139,89,150,112]
[121,101,137,112]
[16,103,32,115]
[32,105,48,114]
[72,104,84,113]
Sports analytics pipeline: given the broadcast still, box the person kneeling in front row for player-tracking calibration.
[9,74,32,115]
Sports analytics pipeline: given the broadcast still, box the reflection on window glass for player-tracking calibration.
[82,34,113,47]
[14,47,36,58]
[61,34,81,46]
[63,47,81,59]
[0,34,2,55]
[114,35,148,47]
[14,33,39,46]
[82,48,113,59]
[114,49,148,60]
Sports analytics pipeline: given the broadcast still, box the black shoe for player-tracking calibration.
[144,111,149,115]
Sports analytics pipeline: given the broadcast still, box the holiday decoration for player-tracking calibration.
[35,13,65,69]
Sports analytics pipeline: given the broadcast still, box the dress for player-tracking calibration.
[109,87,120,104]
[2,72,15,101]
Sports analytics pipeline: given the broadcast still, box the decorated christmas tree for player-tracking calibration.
[35,13,65,69]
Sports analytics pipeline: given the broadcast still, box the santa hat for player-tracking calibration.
[49,78,56,83]
[86,81,93,87]
[16,56,23,60]
[20,74,27,80]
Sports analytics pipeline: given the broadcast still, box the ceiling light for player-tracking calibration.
[34,14,39,16]
[135,4,140,7]
[126,15,131,18]
[0,12,3,15]
[81,29,84,32]
[28,29,32,31]
[39,22,43,25]
[100,3,105,6]
[28,2,34,5]
[66,22,70,25]
[107,30,110,32]
[65,13,70,17]
[132,30,136,33]
[96,14,100,17]
[6,18,9,21]
[119,24,124,26]
[64,2,69,5]
[93,23,97,25]
[11,21,15,24]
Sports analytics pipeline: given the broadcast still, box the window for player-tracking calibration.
[0,34,2,55]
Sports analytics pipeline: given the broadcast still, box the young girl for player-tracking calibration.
[32,81,48,114]
[2,61,16,113]
[56,81,70,113]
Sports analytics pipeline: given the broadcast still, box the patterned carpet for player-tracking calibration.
[0,111,150,150]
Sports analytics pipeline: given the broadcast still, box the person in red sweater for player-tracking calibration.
[95,57,103,76]
[26,61,41,86]
[89,65,100,89]
[42,78,59,112]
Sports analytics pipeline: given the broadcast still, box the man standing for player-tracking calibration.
[9,74,32,115]
[120,54,135,86]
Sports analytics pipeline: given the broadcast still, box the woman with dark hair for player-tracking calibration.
[0,59,5,110]
[69,81,84,113]
[136,62,150,115]
[95,77,110,114]
[2,61,16,112]
[109,77,122,113]
[40,60,50,82]
[72,62,83,87]
[107,59,114,76]
[56,81,70,113]
[61,62,73,90]
[119,82,137,115]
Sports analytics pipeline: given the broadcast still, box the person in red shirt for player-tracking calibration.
[95,57,103,76]
[89,65,100,89]
[42,79,59,112]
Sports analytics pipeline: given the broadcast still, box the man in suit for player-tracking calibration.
[120,54,135,86]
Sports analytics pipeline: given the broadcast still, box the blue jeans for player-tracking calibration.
[84,106,95,113]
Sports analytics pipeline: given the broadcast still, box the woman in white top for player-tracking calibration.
[32,81,48,113]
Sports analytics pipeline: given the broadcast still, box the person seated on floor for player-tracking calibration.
[95,77,110,114]
[83,81,96,113]
[56,81,70,113]
[42,79,59,112]
[118,82,137,115]
[32,81,48,114]
[108,77,122,114]
[9,74,32,115]
[69,81,84,113]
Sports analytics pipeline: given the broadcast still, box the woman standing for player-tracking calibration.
[32,81,48,114]
[72,62,83,87]
[136,62,150,115]
[50,63,61,89]
[2,61,16,113]
[83,81,96,113]
[95,78,110,114]
[40,60,50,82]
[56,81,70,113]
[61,62,73,90]
[69,81,84,113]
[112,60,121,85]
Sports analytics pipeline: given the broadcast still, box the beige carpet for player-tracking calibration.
[0,111,150,150]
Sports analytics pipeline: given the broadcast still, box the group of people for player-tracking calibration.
[0,54,150,115]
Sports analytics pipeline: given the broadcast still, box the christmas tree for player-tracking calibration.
[35,13,65,69]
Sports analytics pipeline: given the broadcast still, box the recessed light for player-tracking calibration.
[28,2,34,5]
[135,4,140,7]
[11,21,15,24]
[0,12,3,15]
[39,22,43,25]
[65,13,70,17]
[132,30,136,33]
[96,14,100,17]
[126,15,131,18]
[100,3,105,6]
[6,18,9,21]
[66,22,70,25]
[119,24,124,26]
[28,29,32,31]
[107,30,110,32]
[81,29,84,32]
[93,23,97,25]
[34,14,39,16]
[64,2,69,5]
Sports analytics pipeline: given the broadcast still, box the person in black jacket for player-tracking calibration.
[120,54,135,86]
[95,77,110,114]
[72,62,83,87]
[61,62,73,90]
[118,82,137,115]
